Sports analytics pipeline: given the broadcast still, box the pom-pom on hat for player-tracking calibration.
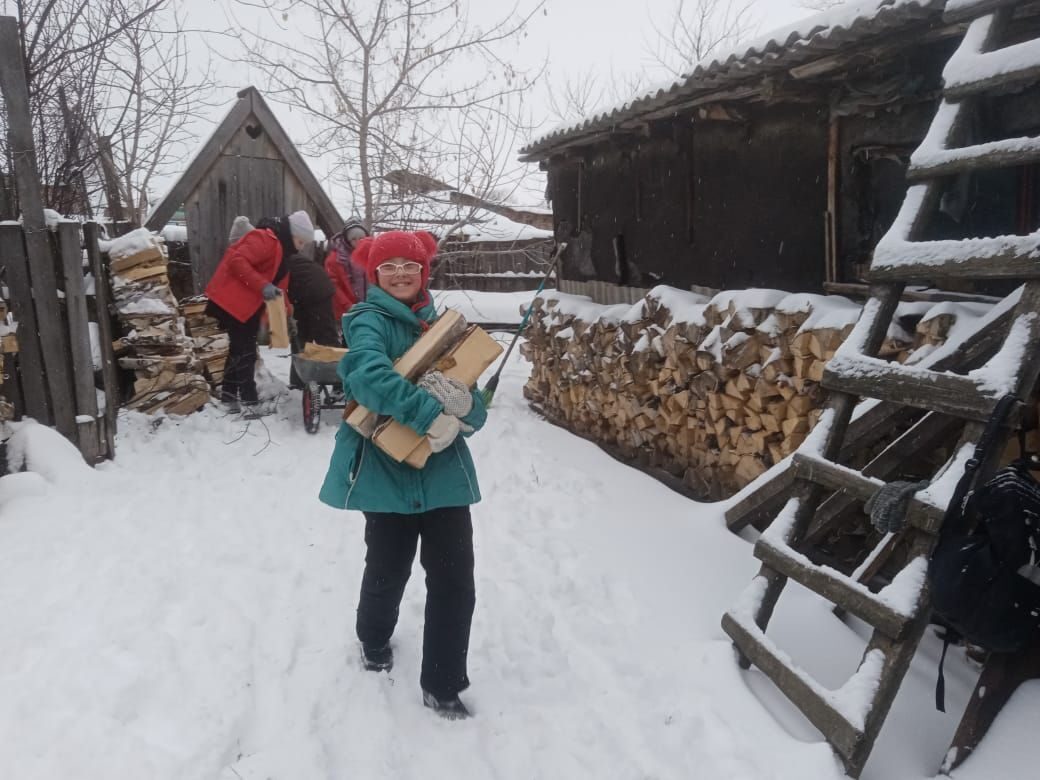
[287,210,315,243]
[353,230,438,286]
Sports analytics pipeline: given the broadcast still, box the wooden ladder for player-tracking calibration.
[721,1,1040,776]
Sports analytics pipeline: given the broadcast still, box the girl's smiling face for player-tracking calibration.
[376,257,423,302]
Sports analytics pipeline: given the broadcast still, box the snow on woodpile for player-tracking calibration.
[523,285,995,500]
[104,230,210,416]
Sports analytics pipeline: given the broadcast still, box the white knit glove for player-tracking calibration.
[418,371,473,417]
[426,413,462,453]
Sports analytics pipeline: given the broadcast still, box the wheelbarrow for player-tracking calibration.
[291,353,347,434]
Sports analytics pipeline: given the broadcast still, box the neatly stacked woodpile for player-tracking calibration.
[107,229,210,415]
[523,287,980,500]
[179,295,229,391]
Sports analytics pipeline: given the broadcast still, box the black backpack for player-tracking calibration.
[927,395,1040,710]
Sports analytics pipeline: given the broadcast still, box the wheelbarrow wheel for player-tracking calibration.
[303,382,322,434]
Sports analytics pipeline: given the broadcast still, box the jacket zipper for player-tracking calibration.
[345,439,367,507]
[454,443,478,503]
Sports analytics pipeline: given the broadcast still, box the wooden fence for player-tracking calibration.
[0,15,118,464]
[429,237,555,292]
[0,221,121,462]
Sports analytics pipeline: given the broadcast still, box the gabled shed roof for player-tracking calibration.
[145,87,344,235]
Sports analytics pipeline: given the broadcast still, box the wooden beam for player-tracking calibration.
[83,221,119,458]
[823,281,1002,305]
[97,136,127,230]
[944,41,1040,102]
[822,356,1002,422]
[791,452,946,533]
[0,17,76,439]
[869,234,1040,281]
[57,221,100,462]
[754,539,914,639]
[721,612,864,760]
[827,115,839,284]
[907,135,1040,181]
[806,412,963,547]
[0,223,49,422]
[944,0,1022,23]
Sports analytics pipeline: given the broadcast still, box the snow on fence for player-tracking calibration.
[522,286,990,500]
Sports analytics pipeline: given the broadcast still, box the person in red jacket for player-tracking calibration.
[206,211,315,412]
[324,216,369,323]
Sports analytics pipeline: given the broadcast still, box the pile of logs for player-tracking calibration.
[523,287,983,500]
[107,230,210,415]
[179,295,229,391]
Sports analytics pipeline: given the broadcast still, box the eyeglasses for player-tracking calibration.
[376,261,423,277]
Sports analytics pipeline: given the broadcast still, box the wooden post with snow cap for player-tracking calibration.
[56,220,100,463]
[0,15,76,438]
[83,221,119,458]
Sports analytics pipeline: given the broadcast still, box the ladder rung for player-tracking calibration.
[869,233,1040,281]
[944,0,1020,23]
[754,539,916,639]
[721,609,864,760]
[790,452,946,533]
[907,134,1040,181]
[822,355,1001,422]
[944,37,1040,101]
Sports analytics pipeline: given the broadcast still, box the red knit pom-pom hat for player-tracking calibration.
[352,230,438,287]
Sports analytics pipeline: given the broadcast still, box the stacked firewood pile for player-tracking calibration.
[107,229,210,415]
[178,295,229,391]
[523,288,984,500]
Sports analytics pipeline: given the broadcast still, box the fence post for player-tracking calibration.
[0,16,76,439]
[83,222,119,458]
[57,220,100,462]
[0,223,49,421]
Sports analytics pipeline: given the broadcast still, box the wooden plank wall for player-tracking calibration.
[185,116,322,292]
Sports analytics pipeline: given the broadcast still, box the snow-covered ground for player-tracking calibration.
[1,334,1036,779]
[430,288,536,324]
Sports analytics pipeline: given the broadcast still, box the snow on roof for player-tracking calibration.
[380,195,553,243]
[522,0,945,156]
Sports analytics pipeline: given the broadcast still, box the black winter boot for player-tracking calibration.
[422,689,471,720]
[361,642,393,672]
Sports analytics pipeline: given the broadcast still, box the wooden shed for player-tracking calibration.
[520,0,1040,304]
[145,87,344,292]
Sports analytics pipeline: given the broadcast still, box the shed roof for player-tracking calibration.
[145,87,344,235]
[520,0,948,160]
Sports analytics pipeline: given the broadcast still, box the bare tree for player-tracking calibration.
[0,0,164,215]
[546,66,647,126]
[96,7,219,224]
[646,0,755,79]
[0,0,216,223]
[231,0,543,231]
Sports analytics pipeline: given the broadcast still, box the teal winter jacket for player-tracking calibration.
[318,287,487,514]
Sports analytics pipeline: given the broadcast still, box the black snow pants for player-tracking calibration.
[209,305,262,404]
[356,505,476,699]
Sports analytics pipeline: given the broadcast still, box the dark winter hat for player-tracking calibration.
[353,230,438,287]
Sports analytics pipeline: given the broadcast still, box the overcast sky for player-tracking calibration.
[162,0,811,211]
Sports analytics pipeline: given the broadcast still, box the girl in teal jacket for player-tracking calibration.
[319,230,485,720]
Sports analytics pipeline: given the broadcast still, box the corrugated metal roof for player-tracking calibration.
[521,0,947,159]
